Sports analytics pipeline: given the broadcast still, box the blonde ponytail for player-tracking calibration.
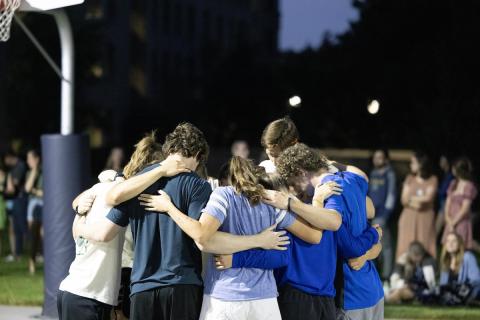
[123,131,163,179]
[228,156,264,205]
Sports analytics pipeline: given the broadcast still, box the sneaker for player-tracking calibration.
[4,254,15,262]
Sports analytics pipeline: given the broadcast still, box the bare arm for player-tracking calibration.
[105,159,190,206]
[73,216,124,242]
[329,161,369,182]
[401,179,411,207]
[263,190,341,231]
[366,196,376,219]
[286,216,322,244]
[197,227,290,254]
[451,198,473,226]
[24,169,38,193]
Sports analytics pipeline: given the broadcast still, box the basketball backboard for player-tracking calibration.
[19,0,84,11]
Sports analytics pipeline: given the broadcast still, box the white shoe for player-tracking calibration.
[4,254,15,262]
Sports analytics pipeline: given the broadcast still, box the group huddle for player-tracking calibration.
[57,118,385,320]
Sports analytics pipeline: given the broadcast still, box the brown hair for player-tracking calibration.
[440,232,465,273]
[258,172,288,193]
[276,143,329,181]
[453,157,473,181]
[228,156,265,205]
[413,151,433,179]
[261,117,299,153]
[162,122,209,165]
[123,132,163,179]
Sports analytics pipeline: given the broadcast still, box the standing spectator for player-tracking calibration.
[3,149,28,261]
[105,147,126,172]
[230,140,250,159]
[436,155,455,236]
[439,232,480,303]
[0,158,7,256]
[396,152,438,259]
[369,149,396,280]
[24,149,43,274]
[442,157,477,249]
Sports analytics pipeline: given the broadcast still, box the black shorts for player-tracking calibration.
[278,284,336,320]
[130,285,203,320]
[57,290,112,320]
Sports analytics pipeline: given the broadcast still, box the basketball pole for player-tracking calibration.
[13,8,89,319]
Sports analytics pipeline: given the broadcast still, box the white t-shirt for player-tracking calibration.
[121,225,134,269]
[259,159,276,173]
[59,182,125,306]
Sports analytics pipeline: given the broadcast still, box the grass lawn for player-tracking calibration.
[385,304,480,319]
[1,259,480,319]
[0,258,43,306]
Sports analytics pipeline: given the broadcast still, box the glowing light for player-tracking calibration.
[289,95,302,107]
[368,99,380,114]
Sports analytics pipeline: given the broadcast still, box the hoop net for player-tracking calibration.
[0,0,21,41]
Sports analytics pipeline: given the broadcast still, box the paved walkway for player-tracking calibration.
[0,306,43,320]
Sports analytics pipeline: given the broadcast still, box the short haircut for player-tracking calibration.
[276,143,329,181]
[162,122,209,164]
[261,117,299,152]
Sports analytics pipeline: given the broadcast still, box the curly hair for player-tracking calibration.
[276,143,329,181]
[162,122,209,164]
[261,117,299,152]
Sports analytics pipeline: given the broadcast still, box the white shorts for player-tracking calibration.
[199,295,281,320]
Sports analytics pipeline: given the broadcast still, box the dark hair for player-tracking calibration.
[276,143,329,181]
[27,148,41,158]
[261,117,299,153]
[413,151,433,179]
[452,156,473,181]
[162,122,209,165]
[258,172,288,192]
[228,156,264,205]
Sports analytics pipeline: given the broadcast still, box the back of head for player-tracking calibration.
[162,122,209,165]
[276,143,329,181]
[453,156,473,181]
[228,156,264,205]
[261,117,299,152]
[123,131,162,179]
[258,171,288,193]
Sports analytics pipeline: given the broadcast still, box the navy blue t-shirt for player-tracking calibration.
[107,163,212,295]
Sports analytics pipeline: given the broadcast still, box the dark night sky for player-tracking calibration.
[280,0,358,51]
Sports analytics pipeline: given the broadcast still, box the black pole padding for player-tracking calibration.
[40,134,90,319]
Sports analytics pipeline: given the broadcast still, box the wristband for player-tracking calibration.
[287,197,292,212]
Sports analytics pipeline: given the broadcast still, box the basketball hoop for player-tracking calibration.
[0,0,21,41]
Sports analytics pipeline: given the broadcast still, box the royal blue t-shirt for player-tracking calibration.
[107,164,212,296]
[323,171,384,310]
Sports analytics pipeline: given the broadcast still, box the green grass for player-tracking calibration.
[385,304,480,319]
[0,258,44,306]
[1,259,480,319]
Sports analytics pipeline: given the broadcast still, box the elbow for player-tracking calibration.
[194,239,210,252]
[105,192,121,206]
[331,215,342,231]
[311,231,323,244]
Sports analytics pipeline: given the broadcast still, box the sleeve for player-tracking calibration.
[324,193,344,216]
[446,180,456,196]
[464,252,480,286]
[336,224,379,259]
[384,170,397,220]
[464,183,478,201]
[106,202,130,227]
[232,246,290,269]
[201,186,227,224]
[275,208,296,229]
[439,271,449,286]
